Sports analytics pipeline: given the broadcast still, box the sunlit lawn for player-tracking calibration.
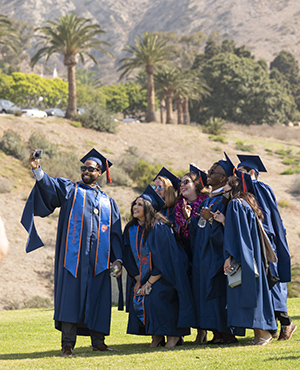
[0,299,299,369]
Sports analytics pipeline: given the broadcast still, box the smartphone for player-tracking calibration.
[33,149,43,159]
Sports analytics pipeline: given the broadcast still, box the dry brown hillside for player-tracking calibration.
[0,115,299,310]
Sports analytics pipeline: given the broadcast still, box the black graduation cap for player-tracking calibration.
[80,148,113,183]
[217,152,235,177]
[235,168,254,194]
[153,167,180,191]
[140,185,165,211]
[237,154,267,175]
[189,163,208,187]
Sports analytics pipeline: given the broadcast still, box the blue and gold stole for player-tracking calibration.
[129,224,152,324]
[64,183,111,278]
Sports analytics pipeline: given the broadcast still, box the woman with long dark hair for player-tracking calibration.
[123,185,195,348]
[215,176,277,345]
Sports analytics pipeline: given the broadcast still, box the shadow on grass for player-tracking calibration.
[0,340,244,360]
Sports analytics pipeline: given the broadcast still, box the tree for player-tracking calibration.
[118,32,172,122]
[193,53,296,125]
[154,65,183,124]
[0,14,18,53]
[0,17,33,71]
[30,13,112,118]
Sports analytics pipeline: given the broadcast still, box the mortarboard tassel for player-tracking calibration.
[106,160,112,183]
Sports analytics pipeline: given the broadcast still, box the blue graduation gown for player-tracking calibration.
[190,194,232,334]
[160,206,175,224]
[252,180,291,312]
[21,172,122,336]
[223,199,277,331]
[123,221,195,336]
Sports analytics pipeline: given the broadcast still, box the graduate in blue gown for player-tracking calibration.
[21,148,123,355]
[219,176,277,345]
[190,153,239,344]
[152,167,179,224]
[237,154,296,341]
[123,185,195,348]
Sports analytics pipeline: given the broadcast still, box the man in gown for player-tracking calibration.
[237,154,296,341]
[21,148,123,355]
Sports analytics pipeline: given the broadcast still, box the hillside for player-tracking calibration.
[0,115,300,310]
[1,0,300,81]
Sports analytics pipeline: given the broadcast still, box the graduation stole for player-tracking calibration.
[129,224,152,324]
[64,183,111,278]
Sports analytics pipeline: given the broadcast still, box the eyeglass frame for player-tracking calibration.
[80,165,99,173]
[152,185,164,191]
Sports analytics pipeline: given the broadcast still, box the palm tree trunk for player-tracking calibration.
[176,96,183,125]
[159,98,165,123]
[146,66,156,122]
[165,90,174,124]
[65,63,77,118]
[183,97,190,125]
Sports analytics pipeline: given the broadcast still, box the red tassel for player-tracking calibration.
[106,160,112,183]
[199,174,204,188]
[241,172,247,192]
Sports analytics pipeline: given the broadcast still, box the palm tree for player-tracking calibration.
[118,32,172,122]
[31,13,112,118]
[0,14,19,53]
[154,65,184,124]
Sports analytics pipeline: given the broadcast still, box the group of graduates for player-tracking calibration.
[21,148,296,356]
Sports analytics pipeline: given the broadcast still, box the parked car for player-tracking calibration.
[122,118,140,124]
[77,107,86,115]
[0,99,21,114]
[22,108,47,118]
[44,108,65,117]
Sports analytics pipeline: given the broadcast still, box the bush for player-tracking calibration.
[0,130,27,160]
[202,117,224,135]
[23,296,53,309]
[120,154,139,177]
[28,133,58,159]
[208,135,226,143]
[78,104,118,133]
[0,176,11,193]
[131,159,162,190]
[235,140,253,152]
[43,151,80,182]
[14,110,22,116]
[290,175,300,195]
[109,165,131,186]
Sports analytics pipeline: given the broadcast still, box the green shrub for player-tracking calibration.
[0,176,11,193]
[282,158,294,165]
[275,149,292,157]
[287,262,300,298]
[0,129,27,160]
[70,120,82,128]
[131,159,162,190]
[208,135,226,143]
[278,200,289,208]
[120,154,139,177]
[265,148,273,155]
[14,110,22,116]
[28,133,58,159]
[78,104,118,133]
[235,140,253,152]
[109,165,131,187]
[202,117,224,135]
[43,151,80,182]
[281,168,296,175]
[23,296,52,309]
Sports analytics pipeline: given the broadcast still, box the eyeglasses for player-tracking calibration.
[152,185,164,191]
[180,179,192,186]
[81,166,98,173]
[207,169,224,176]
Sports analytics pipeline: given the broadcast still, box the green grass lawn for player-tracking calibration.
[0,299,299,370]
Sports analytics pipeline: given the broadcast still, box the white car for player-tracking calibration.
[22,108,47,118]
